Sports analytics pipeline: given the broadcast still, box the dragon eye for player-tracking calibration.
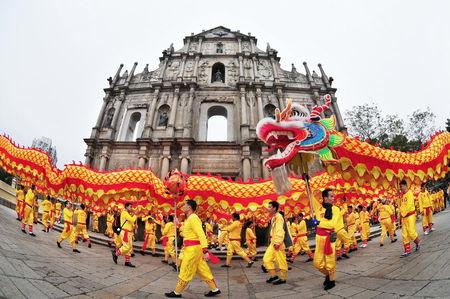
[292,109,306,117]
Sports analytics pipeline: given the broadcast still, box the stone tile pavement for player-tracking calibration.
[0,204,449,298]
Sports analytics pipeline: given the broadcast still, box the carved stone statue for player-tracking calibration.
[104,108,115,128]
[213,69,223,82]
[158,112,169,126]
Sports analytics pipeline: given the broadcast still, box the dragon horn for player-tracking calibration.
[280,99,293,120]
[310,94,332,120]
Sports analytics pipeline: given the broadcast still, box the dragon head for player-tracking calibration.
[256,94,344,170]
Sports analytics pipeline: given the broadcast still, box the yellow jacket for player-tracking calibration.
[120,210,136,231]
[334,206,345,231]
[42,199,52,213]
[224,220,242,240]
[360,211,370,224]
[205,222,213,235]
[163,222,175,238]
[269,212,285,245]
[316,205,340,230]
[418,191,433,212]
[107,213,114,224]
[25,189,35,206]
[74,209,88,224]
[62,207,73,223]
[16,190,25,202]
[400,190,416,217]
[297,219,307,236]
[55,202,62,211]
[183,213,208,248]
[246,227,256,242]
[378,204,393,220]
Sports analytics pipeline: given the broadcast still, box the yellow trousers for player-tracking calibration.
[218,232,228,248]
[263,243,288,280]
[347,225,357,248]
[93,219,99,232]
[58,223,76,249]
[142,233,156,251]
[16,200,23,217]
[22,205,34,226]
[335,229,350,254]
[174,245,217,294]
[164,236,176,262]
[75,224,90,240]
[106,222,114,238]
[117,230,133,257]
[246,239,257,257]
[50,211,55,227]
[55,210,61,222]
[401,214,418,245]
[421,209,433,231]
[42,211,50,229]
[313,235,336,281]
[361,222,370,242]
[379,218,395,244]
[292,236,312,256]
[226,240,250,264]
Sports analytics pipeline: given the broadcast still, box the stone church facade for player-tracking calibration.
[84,26,345,180]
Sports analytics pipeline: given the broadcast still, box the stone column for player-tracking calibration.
[260,145,270,180]
[198,37,203,52]
[238,56,244,80]
[251,57,258,80]
[125,62,138,87]
[270,57,279,83]
[99,154,108,172]
[330,94,346,130]
[110,92,125,139]
[95,95,109,128]
[183,85,196,137]
[160,145,171,179]
[276,87,285,110]
[239,85,249,140]
[255,86,264,121]
[168,86,180,136]
[143,86,160,137]
[250,38,256,53]
[242,145,251,180]
[193,55,200,78]
[111,64,124,86]
[84,147,93,167]
[138,145,147,168]
[237,38,242,52]
[179,144,190,173]
[178,55,187,80]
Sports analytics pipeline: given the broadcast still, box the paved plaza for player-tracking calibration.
[0,205,449,299]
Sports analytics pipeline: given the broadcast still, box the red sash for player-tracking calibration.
[65,221,72,232]
[403,211,416,218]
[161,236,168,246]
[229,238,241,241]
[184,240,220,264]
[122,229,131,242]
[390,215,396,222]
[316,227,334,255]
[424,207,432,216]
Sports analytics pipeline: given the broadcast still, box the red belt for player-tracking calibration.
[78,222,86,225]
[184,240,201,246]
[379,217,389,221]
[161,236,168,246]
[390,215,396,222]
[26,203,33,208]
[229,238,241,241]
[424,207,432,216]
[43,210,50,214]
[316,227,334,255]
[294,233,307,243]
[363,221,370,224]
[65,221,72,232]
[403,211,416,218]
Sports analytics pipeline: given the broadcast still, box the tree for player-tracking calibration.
[406,107,436,143]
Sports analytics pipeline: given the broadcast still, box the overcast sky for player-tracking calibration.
[1,0,449,168]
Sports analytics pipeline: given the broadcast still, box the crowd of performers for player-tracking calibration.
[14,181,448,297]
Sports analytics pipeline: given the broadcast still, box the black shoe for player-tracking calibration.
[88,243,92,248]
[42,229,46,232]
[380,244,384,247]
[140,251,145,256]
[323,275,330,286]
[415,244,420,252]
[252,257,258,261]
[107,241,111,248]
[288,259,294,263]
[221,264,231,268]
[73,249,81,253]
[342,254,350,259]
[125,262,136,268]
[391,239,398,243]
[246,261,254,268]
[162,260,168,264]
[164,291,181,298]
[288,266,292,270]
[29,233,36,237]
[152,253,157,257]
[204,289,221,297]
[337,256,342,260]
[131,253,135,257]
[21,229,27,234]
[273,279,286,285]
[266,276,279,283]
[324,280,336,290]
[261,265,268,273]
[111,250,118,264]
[57,241,61,248]
[169,263,177,271]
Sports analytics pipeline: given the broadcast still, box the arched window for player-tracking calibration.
[207,106,227,141]
[125,112,141,141]
[103,108,115,128]
[157,105,170,127]
[264,104,276,119]
[211,62,225,83]
[216,42,223,54]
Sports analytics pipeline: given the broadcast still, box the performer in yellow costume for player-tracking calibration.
[346,206,358,252]
[111,202,137,267]
[399,180,420,257]
[105,210,114,238]
[245,220,257,260]
[377,199,397,246]
[313,188,339,291]
[74,204,92,248]
[92,212,99,233]
[334,204,350,260]
[165,199,221,298]
[221,212,254,268]
[141,215,156,256]
[289,213,314,263]
[418,184,434,235]
[57,201,79,252]
[49,199,56,229]
[359,206,370,248]
[205,219,216,248]
[21,185,36,236]
[54,200,62,224]
[41,195,52,232]
[217,220,229,251]
[263,201,288,285]
[161,215,177,269]
[15,185,25,221]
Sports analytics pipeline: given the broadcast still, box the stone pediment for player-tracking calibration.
[191,26,248,40]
